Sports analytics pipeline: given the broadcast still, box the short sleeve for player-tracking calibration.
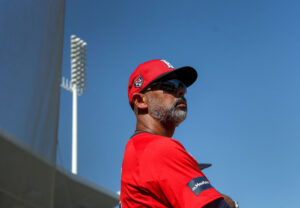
[142,138,222,208]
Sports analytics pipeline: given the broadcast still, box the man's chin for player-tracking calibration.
[172,112,187,126]
[176,108,187,116]
[150,105,187,127]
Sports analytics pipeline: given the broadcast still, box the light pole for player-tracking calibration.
[61,35,87,175]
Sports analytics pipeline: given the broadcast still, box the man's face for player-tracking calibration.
[145,81,187,127]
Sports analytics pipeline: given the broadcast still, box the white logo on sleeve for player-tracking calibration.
[187,176,213,195]
[192,181,210,191]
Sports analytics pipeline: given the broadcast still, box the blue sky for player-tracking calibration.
[58,1,300,207]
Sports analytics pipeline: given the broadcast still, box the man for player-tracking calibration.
[121,59,238,208]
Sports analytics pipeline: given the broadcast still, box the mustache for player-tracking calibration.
[174,97,187,107]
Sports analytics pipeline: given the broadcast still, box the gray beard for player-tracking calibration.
[148,97,187,127]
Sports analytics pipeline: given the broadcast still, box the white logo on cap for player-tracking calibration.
[134,75,143,88]
[161,60,174,69]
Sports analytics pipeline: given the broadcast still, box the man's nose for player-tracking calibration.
[176,85,186,97]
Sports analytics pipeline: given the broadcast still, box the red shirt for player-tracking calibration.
[120,132,222,208]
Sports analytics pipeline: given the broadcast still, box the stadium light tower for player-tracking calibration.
[61,35,87,175]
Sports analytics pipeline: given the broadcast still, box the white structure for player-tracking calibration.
[0,129,120,207]
[61,35,87,175]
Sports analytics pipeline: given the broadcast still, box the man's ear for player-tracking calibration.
[132,93,148,110]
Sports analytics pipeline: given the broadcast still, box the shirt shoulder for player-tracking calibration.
[123,133,195,179]
[129,133,199,180]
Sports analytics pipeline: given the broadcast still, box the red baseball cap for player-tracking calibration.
[128,59,197,107]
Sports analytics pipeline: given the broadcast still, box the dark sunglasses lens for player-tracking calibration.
[166,79,187,89]
[160,79,186,93]
[160,83,176,92]
[143,79,186,93]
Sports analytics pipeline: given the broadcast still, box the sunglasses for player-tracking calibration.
[142,79,187,94]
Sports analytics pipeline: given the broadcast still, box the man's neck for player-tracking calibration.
[136,115,175,137]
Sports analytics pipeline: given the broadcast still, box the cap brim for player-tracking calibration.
[198,163,212,170]
[147,66,198,89]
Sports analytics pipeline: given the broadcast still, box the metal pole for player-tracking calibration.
[72,85,78,174]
